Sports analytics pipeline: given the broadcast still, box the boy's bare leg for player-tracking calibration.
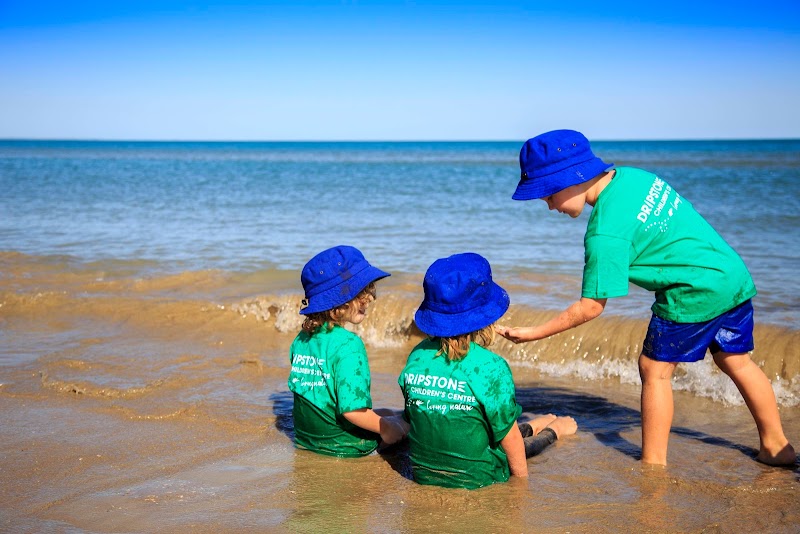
[638,354,677,465]
[713,351,796,466]
[527,414,558,435]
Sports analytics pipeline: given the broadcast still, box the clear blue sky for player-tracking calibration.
[2,1,799,140]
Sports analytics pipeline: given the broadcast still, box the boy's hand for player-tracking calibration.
[495,325,540,343]
[495,298,606,343]
[379,416,409,445]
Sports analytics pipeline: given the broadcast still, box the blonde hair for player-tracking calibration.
[435,324,496,361]
[301,282,377,334]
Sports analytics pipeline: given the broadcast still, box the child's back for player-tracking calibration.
[290,324,380,457]
[583,166,755,321]
[400,338,520,489]
[288,245,407,457]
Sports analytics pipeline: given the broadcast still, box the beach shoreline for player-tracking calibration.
[2,252,798,532]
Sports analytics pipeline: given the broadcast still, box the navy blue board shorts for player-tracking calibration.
[642,300,755,363]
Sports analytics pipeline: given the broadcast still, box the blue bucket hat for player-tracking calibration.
[300,245,390,315]
[415,253,510,338]
[513,129,613,200]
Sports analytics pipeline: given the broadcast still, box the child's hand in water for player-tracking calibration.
[379,415,409,445]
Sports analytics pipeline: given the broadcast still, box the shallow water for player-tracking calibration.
[2,139,798,530]
[1,254,798,532]
[2,139,799,328]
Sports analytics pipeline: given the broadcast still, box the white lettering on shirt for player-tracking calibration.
[637,177,665,223]
[403,372,466,393]
[292,354,325,367]
[290,353,330,388]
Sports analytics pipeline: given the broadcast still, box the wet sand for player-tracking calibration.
[1,253,798,532]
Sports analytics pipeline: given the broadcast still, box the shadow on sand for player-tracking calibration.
[270,386,790,475]
[515,385,767,462]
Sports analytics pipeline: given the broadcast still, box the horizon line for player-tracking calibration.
[2,137,799,143]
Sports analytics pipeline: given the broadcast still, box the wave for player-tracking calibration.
[230,291,800,407]
[2,254,797,407]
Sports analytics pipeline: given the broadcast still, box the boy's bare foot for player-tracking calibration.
[519,414,559,437]
[546,416,578,439]
[756,442,797,466]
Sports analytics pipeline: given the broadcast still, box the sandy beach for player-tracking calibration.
[3,0,799,527]
[1,253,798,532]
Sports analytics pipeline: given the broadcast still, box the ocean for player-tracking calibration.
[1,140,798,532]
[2,139,799,325]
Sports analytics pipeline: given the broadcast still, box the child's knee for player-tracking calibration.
[713,351,752,375]
[638,354,677,382]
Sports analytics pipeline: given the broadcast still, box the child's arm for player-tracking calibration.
[497,297,606,344]
[499,424,528,477]
[343,408,406,445]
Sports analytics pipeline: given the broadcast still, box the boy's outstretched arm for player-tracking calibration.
[496,297,606,344]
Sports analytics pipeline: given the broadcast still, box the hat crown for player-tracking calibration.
[422,253,495,314]
[301,245,368,298]
[415,252,510,338]
[519,129,594,179]
[298,245,390,315]
[512,129,613,201]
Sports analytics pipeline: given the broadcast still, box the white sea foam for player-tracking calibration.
[231,296,303,333]
[231,292,799,406]
[511,355,799,407]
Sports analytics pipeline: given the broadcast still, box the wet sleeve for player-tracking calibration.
[331,336,373,415]
[481,358,523,446]
[397,367,410,423]
[523,428,557,458]
[582,234,631,299]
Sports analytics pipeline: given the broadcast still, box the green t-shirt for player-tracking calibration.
[398,339,522,490]
[288,324,378,457]
[582,166,756,322]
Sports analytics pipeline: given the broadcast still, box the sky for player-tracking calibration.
[1,1,799,141]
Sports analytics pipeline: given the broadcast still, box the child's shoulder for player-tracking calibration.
[467,343,508,366]
[615,166,657,178]
[410,337,439,353]
[296,324,366,349]
[458,344,514,384]
[604,166,660,191]
[402,338,442,372]
[328,326,367,351]
[593,166,669,212]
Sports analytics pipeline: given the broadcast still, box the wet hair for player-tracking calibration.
[435,324,496,361]
[301,282,377,334]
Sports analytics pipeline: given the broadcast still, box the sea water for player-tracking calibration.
[1,140,798,531]
[1,139,798,326]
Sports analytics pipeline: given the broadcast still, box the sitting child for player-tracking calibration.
[288,245,407,457]
[399,252,576,489]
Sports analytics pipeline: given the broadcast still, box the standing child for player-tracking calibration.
[399,252,577,489]
[497,129,795,466]
[288,245,407,457]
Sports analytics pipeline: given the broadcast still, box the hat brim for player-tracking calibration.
[512,157,613,201]
[414,283,509,338]
[300,265,390,315]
